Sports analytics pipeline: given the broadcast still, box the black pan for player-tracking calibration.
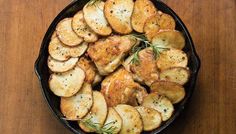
[35,0,201,133]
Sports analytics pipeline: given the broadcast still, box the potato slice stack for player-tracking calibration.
[46,0,192,133]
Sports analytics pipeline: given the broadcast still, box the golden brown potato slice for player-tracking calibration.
[142,93,174,121]
[160,67,190,85]
[83,1,112,36]
[49,67,85,97]
[152,30,185,50]
[150,81,185,104]
[156,49,188,71]
[135,106,162,131]
[72,11,98,42]
[87,35,137,75]
[60,83,93,120]
[102,107,122,134]
[101,68,147,107]
[144,12,175,41]
[56,18,83,46]
[157,11,176,30]
[77,57,97,84]
[115,104,143,134]
[79,91,108,132]
[48,37,88,61]
[104,0,134,34]
[144,15,161,41]
[131,0,157,33]
[47,56,78,73]
[123,48,159,86]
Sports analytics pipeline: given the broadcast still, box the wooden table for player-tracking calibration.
[0,0,235,133]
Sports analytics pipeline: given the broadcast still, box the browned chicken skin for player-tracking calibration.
[77,57,102,84]
[87,35,137,75]
[124,48,159,86]
[101,68,147,107]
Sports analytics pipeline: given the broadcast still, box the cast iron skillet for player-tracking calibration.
[35,0,201,133]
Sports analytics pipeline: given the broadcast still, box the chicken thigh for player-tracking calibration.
[87,35,137,75]
[101,68,147,107]
[123,48,159,86]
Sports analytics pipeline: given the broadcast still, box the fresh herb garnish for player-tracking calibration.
[61,117,117,134]
[86,0,102,7]
[128,33,169,64]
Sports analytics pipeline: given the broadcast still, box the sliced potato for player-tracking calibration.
[48,56,78,73]
[56,18,83,46]
[144,15,161,41]
[83,1,112,36]
[104,0,134,34]
[150,81,185,104]
[152,30,185,49]
[69,42,88,57]
[102,107,122,134]
[48,37,88,61]
[135,106,162,131]
[142,93,174,121]
[72,11,98,42]
[156,49,188,71]
[60,83,93,120]
[131,0,157,33]
[160,67,190,85]
[79,91,108,132]
[144,12,175,41]
[115,104,143,134]
[157,11,176,30]
[49,66,85,97]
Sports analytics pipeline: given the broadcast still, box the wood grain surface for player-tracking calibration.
[0,0,235,134]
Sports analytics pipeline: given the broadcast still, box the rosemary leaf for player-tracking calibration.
[128,33,169,64]
[86,0,101,7]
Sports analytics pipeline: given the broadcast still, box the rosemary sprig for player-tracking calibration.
[128,33,169,64]
[86,0,102,7]
[61,116,117,134]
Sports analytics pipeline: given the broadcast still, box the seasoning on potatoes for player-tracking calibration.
[83,0,112,36]
[142,93,174,121]
[115,104,143,134]
[135,106,162,131]
[144,12,176,41]
[48,37,88,61]
[160,67,190,85]
[150,81,186,104]
[156,48,188,71]
[131,0,157,33]
[72,11,98,42]
[56,18,83,46]
[49,66,85,97]
[152,30,185,50]
[48,56,78,73]
[104,0,134,34]
[60,83,93,120]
